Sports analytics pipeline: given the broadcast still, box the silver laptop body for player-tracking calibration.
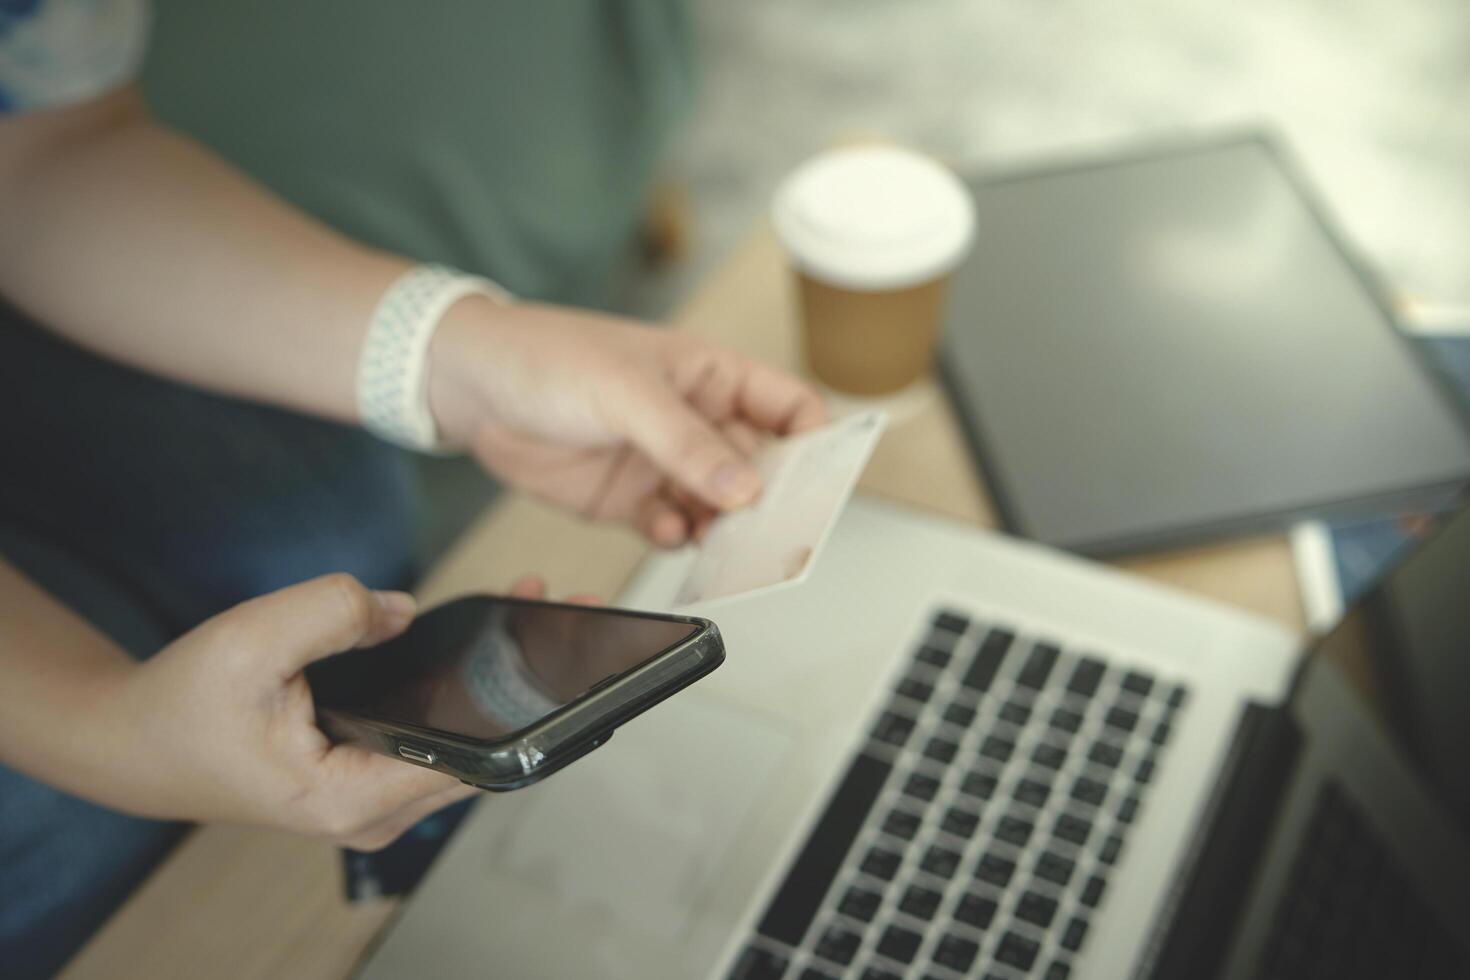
[356,496,1468,979]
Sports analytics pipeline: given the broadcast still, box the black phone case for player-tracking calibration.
[314,599,724,791]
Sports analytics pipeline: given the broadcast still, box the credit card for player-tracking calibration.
[672,410,887,607]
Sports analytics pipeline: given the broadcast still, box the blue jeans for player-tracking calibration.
[0,309,420,978]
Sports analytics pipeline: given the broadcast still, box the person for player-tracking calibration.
[0,3,826,976]
[140,0,697,308]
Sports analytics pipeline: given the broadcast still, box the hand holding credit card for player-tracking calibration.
[672,410,887,607]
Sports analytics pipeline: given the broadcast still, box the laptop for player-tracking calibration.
[355,494,1470,979]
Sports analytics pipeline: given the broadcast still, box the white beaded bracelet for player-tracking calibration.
[356,264,511,452]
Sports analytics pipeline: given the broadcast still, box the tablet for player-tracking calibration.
[940,133,1470,556]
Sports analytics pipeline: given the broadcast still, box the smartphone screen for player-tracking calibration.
[308,598,702,741]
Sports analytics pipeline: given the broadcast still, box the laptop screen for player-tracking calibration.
[1307,500,1470,833]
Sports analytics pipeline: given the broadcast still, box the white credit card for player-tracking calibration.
[672,410,887,608]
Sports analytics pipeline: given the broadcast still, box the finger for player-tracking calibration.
[342,781,470,846]
[711,350,829,435]
[579,449,665,525]
[684,354,742,423]
[622,387,762,511]
[658,482,721,542]
[720,419,767,457]
[508,575,546,600]
[634,492,690,547]
[663,482,720,534]
[318,743,464,825]
[228,574,417,678]
[341,781,479,852]
[690,510,718,542]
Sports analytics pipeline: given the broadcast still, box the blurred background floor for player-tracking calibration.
[420,0,1470,570]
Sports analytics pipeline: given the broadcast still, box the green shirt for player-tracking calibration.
[142,0,693,306]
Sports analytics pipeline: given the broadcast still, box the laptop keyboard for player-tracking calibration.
[728,609,1189,980]
[1256,781,1467,979]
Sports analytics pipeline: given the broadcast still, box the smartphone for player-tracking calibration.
[307,595,723,791]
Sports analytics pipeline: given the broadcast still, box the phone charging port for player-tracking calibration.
[397,744,436,765]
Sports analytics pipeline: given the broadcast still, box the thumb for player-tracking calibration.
[625,388,762,510]
[226,573,417,678]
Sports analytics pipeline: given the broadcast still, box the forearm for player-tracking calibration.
[0,559,138,806]
[0,87,411,423]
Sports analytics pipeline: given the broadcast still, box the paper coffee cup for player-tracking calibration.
[774,146,976,396]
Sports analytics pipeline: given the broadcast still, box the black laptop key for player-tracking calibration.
[1150,719,1172,746]
[1167,684,1188,708]
[757,753,891,946]
[1044,961,1072,980]
[980,735,1015,763]
[860,966,902,980]
[1035,851,1076,887]
[960,769,998,801]
[882,807,922,842]
[904,773,941,802]
[1017,641,1061,689]
[897,675,935,704]
[933,610,970,633]
[924,736,959,764]
[922,844,965,880]
[996,815,1034,847]
[1080,874,1107,908]
[839,886,883,923]
[1066,657,1106,698]
[999,699,1032,726]
[1071,775,1109,807]
[1054,812,1092,846]
[872,711,916,748]
[1087,740,1124,769]
[1103,705,1139,733]
[799,969,837,980]
[1016,890,1059,928]
[941,806,980,839]
[862,846,903,882]
[1050,706,1084,734]
[899,884,944,920]
[975,852,1016,887]
[943,701,977,728]
[955,891,998,930]
[731,945,788,980]
[1121,670,1154,697]
[961,628,1014,691]
[917,644,953,669]
[996,931,1041,971]
[927,627,961,652]
[933,933,980,972]
[1098,834,1123,866]
[1015,776,1052,808]
[877,924,924,964]
[1061,916,1089,952]
[1135,755,1157,784]
[1032,743,1067,770]
[1117,795,1140,825]
[815,924,862,966]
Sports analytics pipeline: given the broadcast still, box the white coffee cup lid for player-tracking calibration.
[773,145,976,291]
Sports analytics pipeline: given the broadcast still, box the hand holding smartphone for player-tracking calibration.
[307,596,723,791]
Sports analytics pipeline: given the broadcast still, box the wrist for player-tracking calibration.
[31,657,151,816]
[427,293,523,448]
[79,660,168,816]
[357,266,511,452]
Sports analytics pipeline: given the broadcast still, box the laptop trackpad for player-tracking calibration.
[478,694,792,944]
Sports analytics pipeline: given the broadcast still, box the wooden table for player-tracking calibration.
[60,227,1305,980]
